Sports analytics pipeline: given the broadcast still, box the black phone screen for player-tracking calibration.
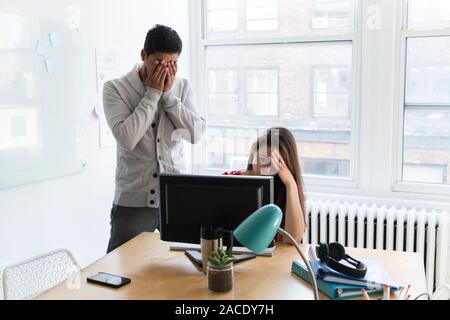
[87,272,131,288]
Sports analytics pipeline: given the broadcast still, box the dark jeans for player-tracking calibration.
[107,204,160,253]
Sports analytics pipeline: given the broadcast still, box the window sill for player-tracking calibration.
[194,168,359,188]
[303,175,358,189]
[392,181,450,197]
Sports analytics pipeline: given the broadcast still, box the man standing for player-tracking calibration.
[103,25,205,252]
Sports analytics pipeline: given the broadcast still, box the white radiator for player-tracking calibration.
[303,199,449,293]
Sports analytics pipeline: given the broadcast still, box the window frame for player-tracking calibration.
[190,0,362,188]
[392,0,450,196]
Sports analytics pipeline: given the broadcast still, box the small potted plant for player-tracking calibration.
[207,248,236,293]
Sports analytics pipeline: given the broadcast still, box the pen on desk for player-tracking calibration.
[361,289,371,300]
[397,287,403,299]
[404,284,411,300]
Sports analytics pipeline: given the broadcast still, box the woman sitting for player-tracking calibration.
[224,127,306,244]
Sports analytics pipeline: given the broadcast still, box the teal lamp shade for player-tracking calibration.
[233,204,283,254]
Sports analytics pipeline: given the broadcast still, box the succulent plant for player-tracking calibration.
[208,248,236,267]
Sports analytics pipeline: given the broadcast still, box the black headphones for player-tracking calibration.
[316,242,367,278]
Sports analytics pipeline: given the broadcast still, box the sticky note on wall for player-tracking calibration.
[49,31,61,47]
[45,59,54,74]
[36,40,50,58]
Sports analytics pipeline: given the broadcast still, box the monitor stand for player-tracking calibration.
[185,250,256,272]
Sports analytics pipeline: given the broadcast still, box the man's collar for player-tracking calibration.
[125,63,146,96]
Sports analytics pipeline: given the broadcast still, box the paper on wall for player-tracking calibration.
[95,49,120,93]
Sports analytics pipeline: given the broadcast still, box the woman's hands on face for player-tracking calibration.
[272,150,296,188]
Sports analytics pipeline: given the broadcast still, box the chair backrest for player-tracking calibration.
[2,249,80,300]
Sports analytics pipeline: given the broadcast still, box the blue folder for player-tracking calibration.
[291,260,383,300]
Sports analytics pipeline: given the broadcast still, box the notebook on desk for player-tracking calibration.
[291,260,384,300]
[170,243,276,257]
[308,245,402,290]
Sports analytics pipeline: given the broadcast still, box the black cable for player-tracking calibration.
[413,292,430,300]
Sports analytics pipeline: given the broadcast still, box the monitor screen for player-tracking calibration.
[159,174,274,245]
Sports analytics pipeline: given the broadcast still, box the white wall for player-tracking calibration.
[0,0,190,297]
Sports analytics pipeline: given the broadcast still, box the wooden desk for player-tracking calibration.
[36,232,427,300]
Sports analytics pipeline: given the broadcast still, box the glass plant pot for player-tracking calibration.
[207,261,234,293]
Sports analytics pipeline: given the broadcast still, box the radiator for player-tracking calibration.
[302,199,449,293]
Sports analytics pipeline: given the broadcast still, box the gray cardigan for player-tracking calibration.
[103,63,205,208]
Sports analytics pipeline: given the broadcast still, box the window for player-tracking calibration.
[407,0,450,30]
[200,0,357,177]
[193,0,450,199]
[403,163,447,184]
[206,0,355,39]
[208,69,238,117]
[312,66,351,118]
[400,1,450,186]
[302,158,350,177]
[206,0,238,33]
[312,0,354,31]
[245,69,279,116]
[204,127,259,171]
[246,0,279,31]
[207,67,279,119]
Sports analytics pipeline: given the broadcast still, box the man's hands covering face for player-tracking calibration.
[143,60,177,92]
[163,60,177,92]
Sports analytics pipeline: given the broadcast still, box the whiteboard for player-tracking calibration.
[0,12,84,189]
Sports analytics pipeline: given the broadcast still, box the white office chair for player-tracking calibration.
[2,249,80,300]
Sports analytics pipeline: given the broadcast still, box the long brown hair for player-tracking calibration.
[247,127,306,229]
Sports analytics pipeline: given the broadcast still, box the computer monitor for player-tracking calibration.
[159,173,274,245]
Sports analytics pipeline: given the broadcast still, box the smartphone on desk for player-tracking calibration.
[87,272,131,288]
